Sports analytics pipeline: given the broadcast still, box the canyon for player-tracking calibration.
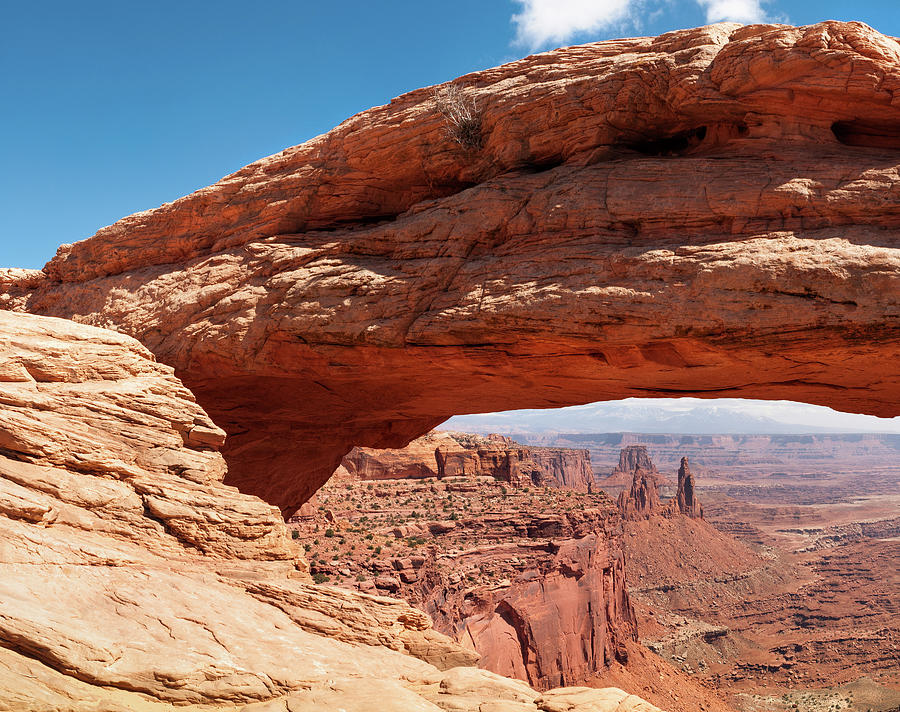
[304,432,900,712]
[611,445,900,712]
[1,17,898,712]
[291,436,733,712]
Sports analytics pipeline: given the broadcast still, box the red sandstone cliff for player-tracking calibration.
[342,431,595,492]
[291,475,638,691]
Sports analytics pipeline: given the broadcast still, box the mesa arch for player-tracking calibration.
[3,20,899,515]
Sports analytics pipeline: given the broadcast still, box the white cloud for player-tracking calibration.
[695,0,767,23]
[511,0,773,51]
[512,0,635,49]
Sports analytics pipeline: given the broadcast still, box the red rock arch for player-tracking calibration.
[4,21,899,514]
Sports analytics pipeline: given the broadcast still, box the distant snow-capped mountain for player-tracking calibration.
[441,398,900,435]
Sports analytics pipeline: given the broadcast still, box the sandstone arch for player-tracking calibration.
[3,21,899,515]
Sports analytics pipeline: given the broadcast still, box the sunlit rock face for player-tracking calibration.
[672,457,703,519]
[4,20,900,514]
[0,311,467,707]
[342,430,594,491]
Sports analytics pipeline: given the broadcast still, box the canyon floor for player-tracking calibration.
[292,432,900,712]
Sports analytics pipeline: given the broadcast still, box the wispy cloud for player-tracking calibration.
[695,0,767,23]
[511,0,772,50]
[512,0,636,49]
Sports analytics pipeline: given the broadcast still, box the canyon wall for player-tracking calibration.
[342,431,593,491]
[529,432,900,478]
[291,473,637,690]
[3,21,898,513]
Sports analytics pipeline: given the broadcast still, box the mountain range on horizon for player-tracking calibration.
[441,398,900,436]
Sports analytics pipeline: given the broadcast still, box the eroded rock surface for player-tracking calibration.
[342,431,594,491]
[291,472,637,690]
[618,470,663,521]
[2,21,898,513]
[617,453,704,521]
[671,458,703,519]
[0,310,661,711]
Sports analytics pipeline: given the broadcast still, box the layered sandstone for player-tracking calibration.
[2,21,898,514]
[342,431,594,491]
[291,474,637,690]
[0,310,660,711]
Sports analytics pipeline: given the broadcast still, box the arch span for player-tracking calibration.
[4,21,899,514]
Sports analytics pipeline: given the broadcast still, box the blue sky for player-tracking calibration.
[1,0,898,270]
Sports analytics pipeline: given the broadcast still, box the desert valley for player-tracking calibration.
[291,431,899,712]
[0,16,898,712]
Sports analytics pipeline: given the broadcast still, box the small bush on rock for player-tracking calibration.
[433,84,483,150]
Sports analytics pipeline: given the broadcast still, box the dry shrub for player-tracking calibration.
[433,84,482,150]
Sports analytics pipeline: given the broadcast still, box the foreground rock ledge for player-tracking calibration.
[3,21,899,514]
[0,310,662,711]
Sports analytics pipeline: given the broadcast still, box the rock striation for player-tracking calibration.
[342,431,594,491]
[2,21,899,514]
[0,310,661,711]
[291,472,638,691]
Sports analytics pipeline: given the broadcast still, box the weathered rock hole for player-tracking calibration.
[831,120,900,149]
[628,126,707,156]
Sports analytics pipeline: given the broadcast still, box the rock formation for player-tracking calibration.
[617,469,663,521]
[341,431,593,491]
[672,457,703,519]
[0,310,663,710]
[616,447,657,476]
[341,431,454,480]
[291,473,637,690]
[616,454,704,520]
[2,21,898,514]
[602,446,669,488]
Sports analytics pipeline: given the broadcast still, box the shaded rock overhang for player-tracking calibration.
[2,20,899,515]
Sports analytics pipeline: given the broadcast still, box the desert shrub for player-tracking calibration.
[312,572,329,584]
[291,529,299,540]
[324,528,335,538]
[433,84,482,150]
